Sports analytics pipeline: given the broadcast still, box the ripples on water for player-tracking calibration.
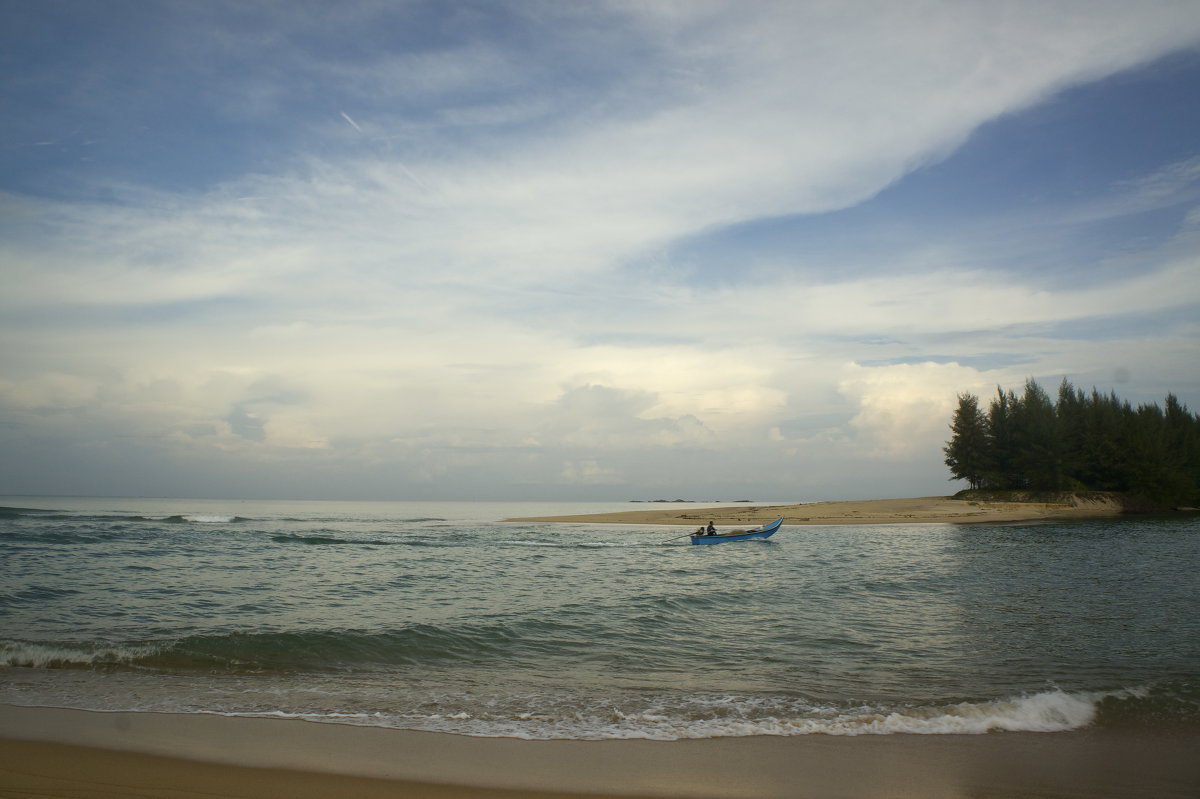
[2,498,1198,739]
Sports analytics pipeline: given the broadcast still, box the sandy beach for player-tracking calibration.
[1,705,1197,798]
[505,494,1127,526]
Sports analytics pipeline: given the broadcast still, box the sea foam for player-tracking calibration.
[778,690,1097,736]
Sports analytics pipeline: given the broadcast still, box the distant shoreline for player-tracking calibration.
[506,494,1127,526]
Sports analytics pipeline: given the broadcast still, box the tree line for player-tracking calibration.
[944,378,1200,507]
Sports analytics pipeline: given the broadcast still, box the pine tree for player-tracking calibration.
[1164,394,1200,505]
[944,393,989,489]
[944,378,1200,506]
[985,388,1019,489]
[1013,379,1060,490]
[1056,379,1087,490]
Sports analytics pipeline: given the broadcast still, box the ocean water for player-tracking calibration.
[2,497,1198,740]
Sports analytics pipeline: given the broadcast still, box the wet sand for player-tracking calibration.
[2,705,1198,798]
[506,495,1126,526]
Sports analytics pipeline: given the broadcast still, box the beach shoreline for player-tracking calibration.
[2,705,1198,798]
[505,494,1127,526]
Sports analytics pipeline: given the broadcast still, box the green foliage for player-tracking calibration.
[943,393,988,489]
[943,378,1200,507]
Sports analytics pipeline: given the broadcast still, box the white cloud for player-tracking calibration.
[0,372,99,411]
[560,458,623,485]
[838,362,987,459]
[4,1,1200,498]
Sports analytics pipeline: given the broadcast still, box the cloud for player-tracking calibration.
[3,2,1200,498]
[0,372,99,411]
[534,384,713,451]
[838,362,986,460]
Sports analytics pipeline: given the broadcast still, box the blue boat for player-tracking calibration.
[690,517,784,544]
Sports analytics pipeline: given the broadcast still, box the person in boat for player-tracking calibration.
[706,521,716,536]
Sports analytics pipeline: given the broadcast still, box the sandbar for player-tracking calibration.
[506,495,1126,526]
[2,705,1199,798]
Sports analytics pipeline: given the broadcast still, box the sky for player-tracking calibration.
[2,1,1200,502]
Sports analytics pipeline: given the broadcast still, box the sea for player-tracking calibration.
[2,496,1198,741]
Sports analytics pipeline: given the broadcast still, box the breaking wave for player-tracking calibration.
[147,514,247,524]
[203,683,1200,739]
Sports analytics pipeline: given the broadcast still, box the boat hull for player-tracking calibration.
[690,517,784,545]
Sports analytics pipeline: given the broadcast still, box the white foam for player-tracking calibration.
[0,672,1109,741]
[748,690,1097,736]
[448,689,1100,739]
[235,689,1102,741]
[0,640,162,668]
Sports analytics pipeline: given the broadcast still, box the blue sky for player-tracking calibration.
[3,1,1199,501]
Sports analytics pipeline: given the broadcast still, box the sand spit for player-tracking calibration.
[507,495,1127,526]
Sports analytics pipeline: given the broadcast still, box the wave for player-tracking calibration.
[0,621,583,673]
[4,624,1195,738]
[15,683,1191,741]
[0,586,84,609]
[1,639,165,670]
[347,685,1200,739]
[1092,681,1200,730]
[0,508,248,524]
[0,506,58,518]
[268,533,466,547]
[785,690,1100,735]
[269,534,404,546]
[270,516,447,524]
[419,689,1107,739]
[7,629,1196,738]
[271,534,357,546]
[151,514,248,524]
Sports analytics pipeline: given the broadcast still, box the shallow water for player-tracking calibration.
[2,497,1197,739]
